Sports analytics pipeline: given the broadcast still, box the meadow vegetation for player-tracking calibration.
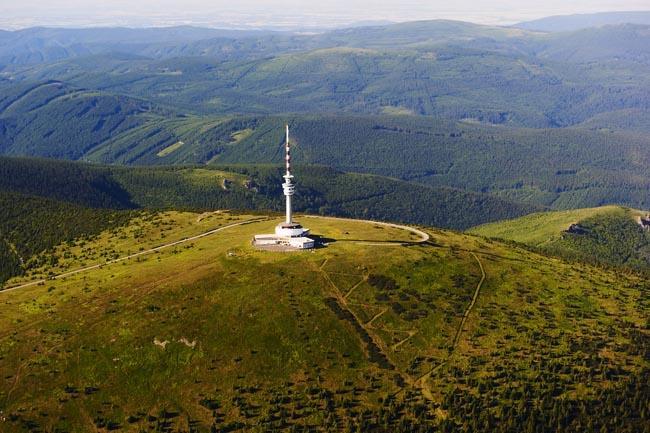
[0,213,647,432]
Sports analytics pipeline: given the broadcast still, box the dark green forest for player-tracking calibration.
[2,22,649,128]
[209,116,650,210]
[1,106,648,210]
[0,157,537,228]
[544,210,650,271]
[0,20,648,216]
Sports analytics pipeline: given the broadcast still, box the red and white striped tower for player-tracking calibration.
[281,124,295,224]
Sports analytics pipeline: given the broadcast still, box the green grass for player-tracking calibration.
[156,141,185,157]
[230,128,254,143]
[468,206,623,246]
[0,212,647,432]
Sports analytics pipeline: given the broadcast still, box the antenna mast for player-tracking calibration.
[282,124,295,224]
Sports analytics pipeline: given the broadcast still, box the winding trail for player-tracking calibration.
[1,217,268,294]
[2,215,426,295]
[450,253,486,349]
[303,215,430,244]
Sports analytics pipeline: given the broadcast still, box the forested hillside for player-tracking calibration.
[208,116,650,210]
[1,108,648,210]
[0,157,537,229]
[0,80,167,159]
[0,20,648,216]
[0,156,136,208]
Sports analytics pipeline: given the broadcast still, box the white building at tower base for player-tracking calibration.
[253,230,315,250]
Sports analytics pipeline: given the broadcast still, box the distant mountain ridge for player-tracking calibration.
[2,21,648,129]
[515,11,650,32]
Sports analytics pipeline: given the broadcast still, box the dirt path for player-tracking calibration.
[1,217,268,294]
[303,215,430,244]
[450,253,486,349]
[412,252,486,400]
[366,308,388,326]
[319,269,391,358]
[391,330,418,351]
[3,215,426,294]
[308,216,432,390]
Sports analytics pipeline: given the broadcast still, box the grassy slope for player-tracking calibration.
[0,213,647,432]
[468,206,622,245]
[469,206,650,270]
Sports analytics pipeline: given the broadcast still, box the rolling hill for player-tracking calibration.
[0,157,538,286]
[532,23,650,63]
[2,22,649,129]
[0,20,532,66]
[0,209,647,432]
[7,157,647,292]
[205,116,650,210]
[0,80,168,159]
[469,206,650,270]
[0,16,648,433]
[0,26,282,65]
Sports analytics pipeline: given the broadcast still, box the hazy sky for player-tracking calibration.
[1,0,649,29]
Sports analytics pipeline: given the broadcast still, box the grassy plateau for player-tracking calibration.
[0,211,647,432]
